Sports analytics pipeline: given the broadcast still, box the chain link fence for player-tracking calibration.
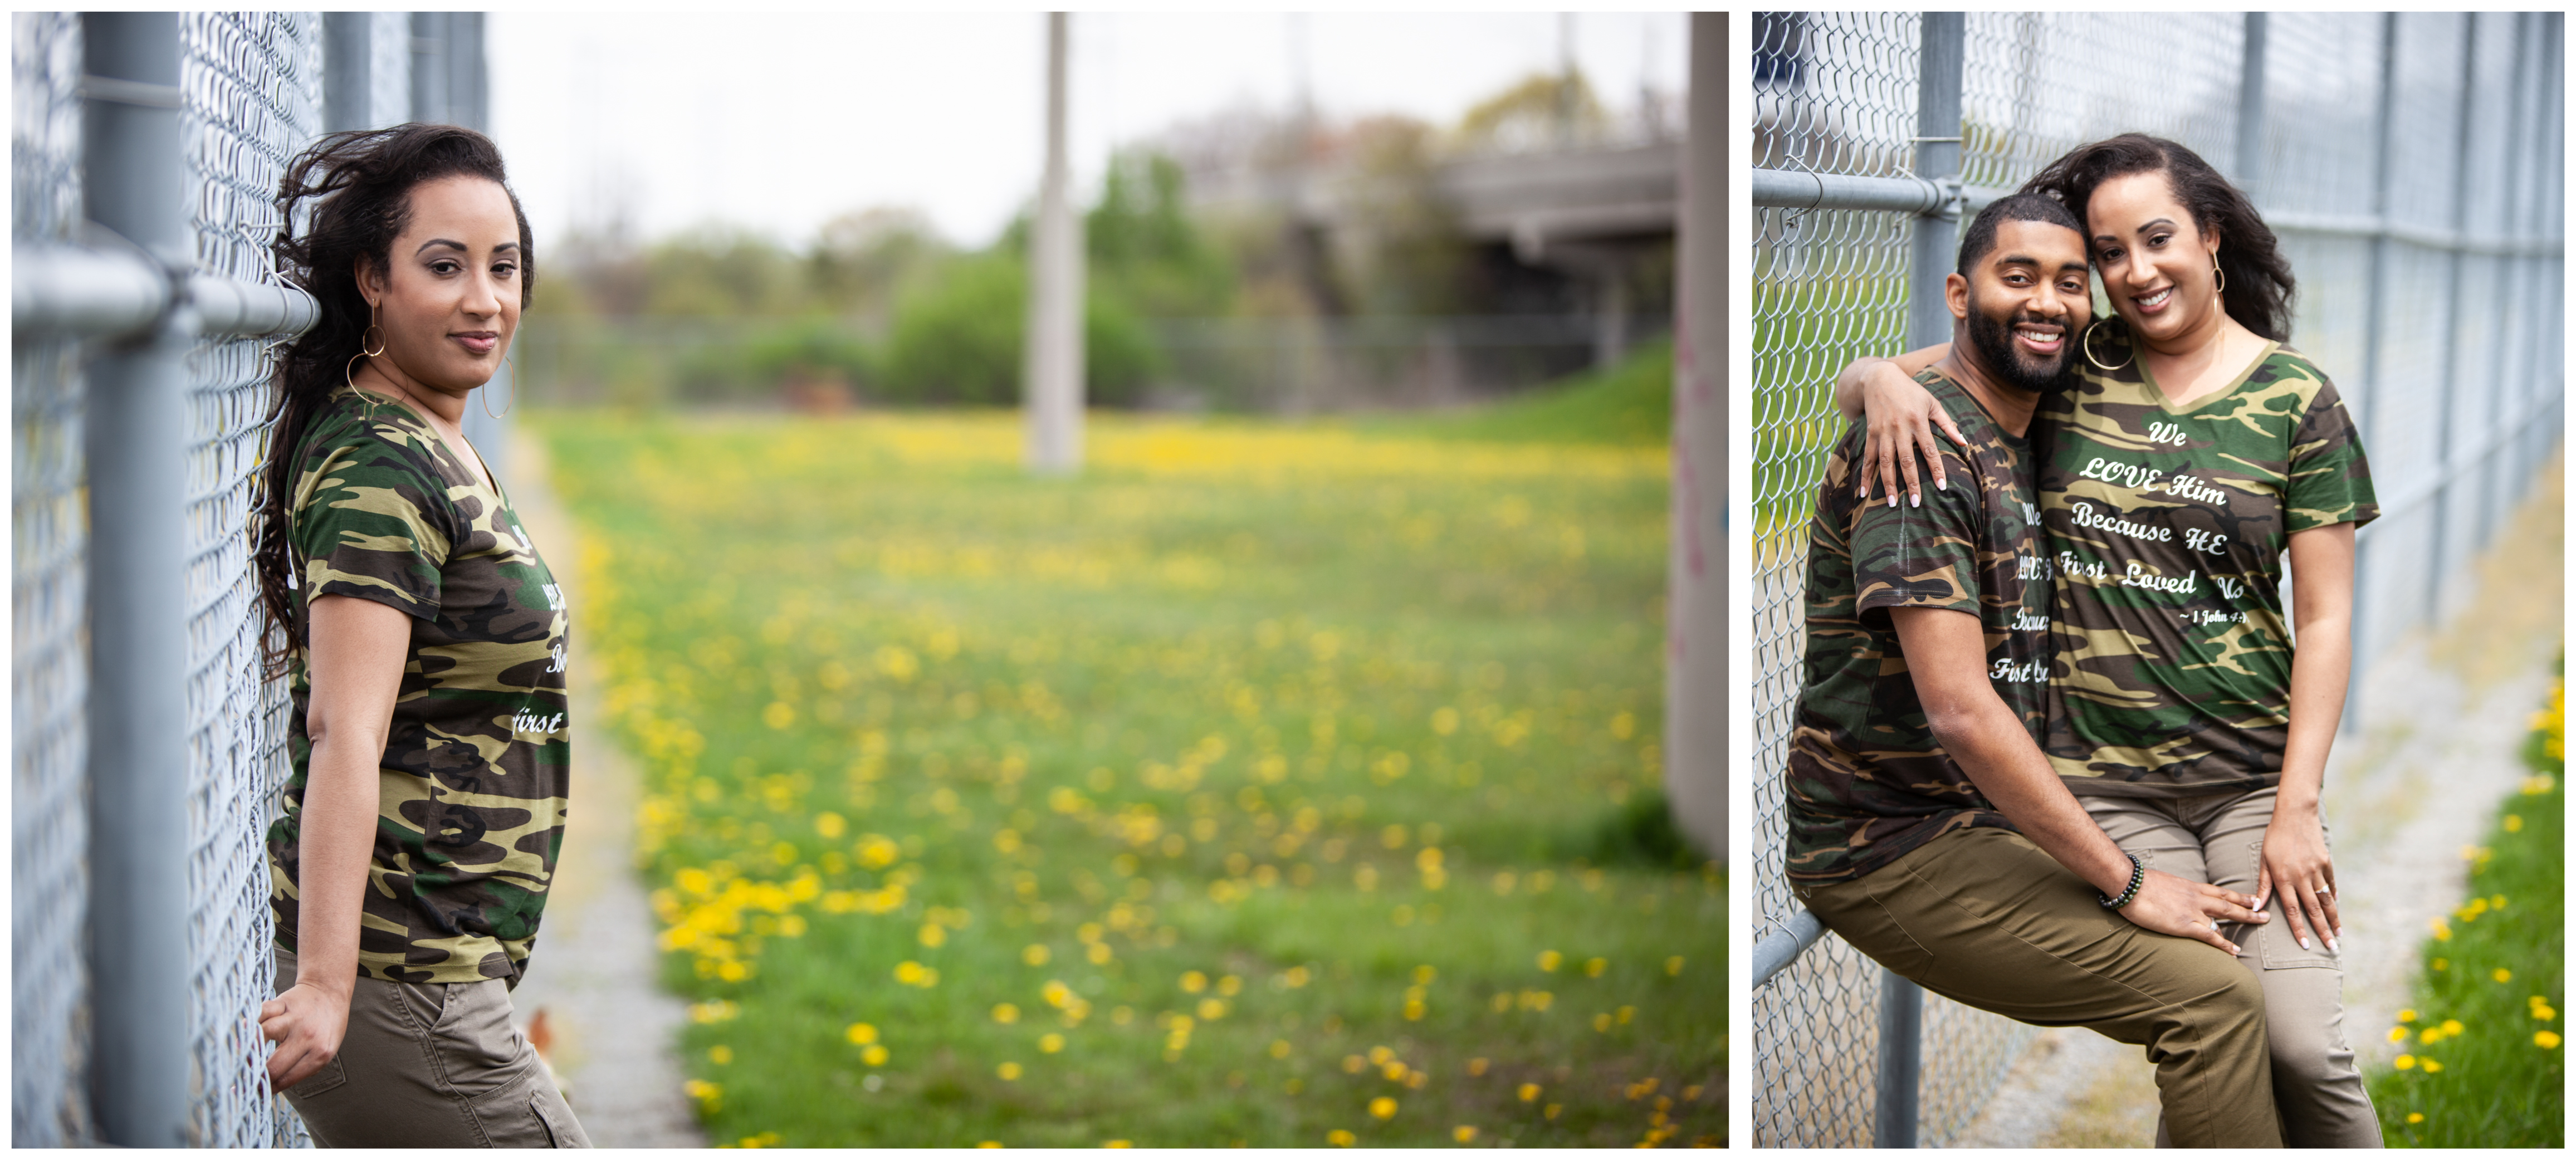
[12,11,490,1147]
[1750,11,2565,1147]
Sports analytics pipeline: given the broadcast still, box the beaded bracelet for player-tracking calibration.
[2098,852,2144,909]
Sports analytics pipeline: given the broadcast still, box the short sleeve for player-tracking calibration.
[291,435,453,619]
[2283,378,2379,531]
[1850,443,1986,621]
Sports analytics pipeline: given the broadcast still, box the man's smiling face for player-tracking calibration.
[1960,218,2093,394]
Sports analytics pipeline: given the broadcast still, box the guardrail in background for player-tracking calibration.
[1751,11,2564,1148]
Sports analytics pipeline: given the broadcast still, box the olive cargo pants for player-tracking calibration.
[1796,826,2282,1147]
[273,950,590,1148]
[2084,787,2381,1148]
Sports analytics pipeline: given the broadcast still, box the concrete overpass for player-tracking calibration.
[1433,140,1680,365]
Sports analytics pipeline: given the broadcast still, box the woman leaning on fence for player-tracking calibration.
[1834,134,2382,1147]
[250,123,588,1148]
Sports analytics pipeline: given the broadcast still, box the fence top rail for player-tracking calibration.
[13,242,317,339]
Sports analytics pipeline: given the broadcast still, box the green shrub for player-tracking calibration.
[881,254,1165,407]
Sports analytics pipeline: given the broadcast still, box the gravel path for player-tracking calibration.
[1951,459,2564,1147]
[505,431,708,1148]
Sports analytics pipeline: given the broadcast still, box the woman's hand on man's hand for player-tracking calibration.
[2118,868,2266,955]
[260,980,352,1093]
[2256,809,2343,953]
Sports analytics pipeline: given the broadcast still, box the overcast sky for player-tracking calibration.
[489,12,1688,250]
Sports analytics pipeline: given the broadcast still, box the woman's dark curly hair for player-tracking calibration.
[253,123,534,676]
[2020,133,2296,341]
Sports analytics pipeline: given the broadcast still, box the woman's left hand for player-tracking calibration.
[2257,806,2342,953]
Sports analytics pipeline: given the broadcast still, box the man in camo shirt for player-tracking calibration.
[1780,195,2283,1147]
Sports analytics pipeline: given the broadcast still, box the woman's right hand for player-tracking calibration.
[1849,360,1966,508]
[2116,868,2267,956]
[260,979,353,1093]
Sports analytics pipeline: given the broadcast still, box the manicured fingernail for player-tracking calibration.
[1886,493,1896,507]
[1909,493,1919,508]
[2298,937,2309,949]
[2328,938,2339,953]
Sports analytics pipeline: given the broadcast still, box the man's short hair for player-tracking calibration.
[1956,193,2086,276]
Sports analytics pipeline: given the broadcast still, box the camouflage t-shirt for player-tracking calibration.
[1783,368,2048,887]
[266,387,571,985]
[2040,320,2377,795]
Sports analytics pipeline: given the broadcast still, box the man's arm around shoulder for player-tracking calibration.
[1890,606,2265,953]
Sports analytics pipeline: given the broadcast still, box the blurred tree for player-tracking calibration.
[1454,68,1607,154]
[641,226,803,316]
[1086,151,1236,318]
[1329,115,1469,316]
[807,207,949,321]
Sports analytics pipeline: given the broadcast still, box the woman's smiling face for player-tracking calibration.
[2085,169,2220,344]
[359,175,522,395]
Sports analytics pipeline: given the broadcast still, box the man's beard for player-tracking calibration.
[1963,296,2078,394]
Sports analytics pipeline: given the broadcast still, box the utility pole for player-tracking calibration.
[1025,11,1084,474]
[1665,13,1725,864]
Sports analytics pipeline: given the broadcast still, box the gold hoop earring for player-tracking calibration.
[482,356,516,420]
[2210,251,2226,297]
[2083,321,2133,372]
[360,324,386,359]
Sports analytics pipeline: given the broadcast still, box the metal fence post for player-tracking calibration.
[323,12,372,133]
[1875,968,1924,1147]
[79,11,194,1148]
[2234,13,2267,196]
[1907,13,1966,351]
[2425,14,2479,621]
[1865,17,1962,1144]
[2342,13,2401,735]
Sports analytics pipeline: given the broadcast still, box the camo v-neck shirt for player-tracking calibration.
[266,387,570,985]
[2040,320,2377,796]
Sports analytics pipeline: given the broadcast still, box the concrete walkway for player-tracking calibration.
[1952,456,2565,1147]
[504,430,708,1148]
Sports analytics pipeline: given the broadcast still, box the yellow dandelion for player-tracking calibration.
[2422,1059,2443,1073]
[1518,1083,1542,1103]
[1039,1033,1065,1054]
[2442,1019,2464,1036]
[1270,1040,1292,1059]
[1343,1055,1367,1074]
[2395,1055,2416,1070]
[1181,971,1209,993]
[1453,1126,1479,1143]
[1326,1129,1356,1148]
[2399,1009,2418,1023]
[710,1045,733,1065]
[847,1021,881,1045]
[2505,814,2524,832]
[862,1044,889,1066]
[2497,968,2515,983]
[977,1142,1002,1149]
[1024,944,1052,966]
[2540,1031,2564,1049]
[1369,1097,1398,1120]
[1537,950,1563,972]
[2388,1026,2409,1043]
[998,1061,1023,1081]
[993,1003,1021,1024]
[1585,957,1608,977]
[1104,1141,1132,1149]
[1468,1057,1490,1076]
[1666,956,1685,976]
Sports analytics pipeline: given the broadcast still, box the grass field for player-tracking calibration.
[531,356,1721,1148]
[2368,669,2564,1147]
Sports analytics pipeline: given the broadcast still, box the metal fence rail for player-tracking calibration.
[1749,11,2565,1148]
[11,11,487,1147]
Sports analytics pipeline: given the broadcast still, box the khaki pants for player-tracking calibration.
[2084,787,2382,1148]
[1796,826,2282,1147]
[272,951,590,1148]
